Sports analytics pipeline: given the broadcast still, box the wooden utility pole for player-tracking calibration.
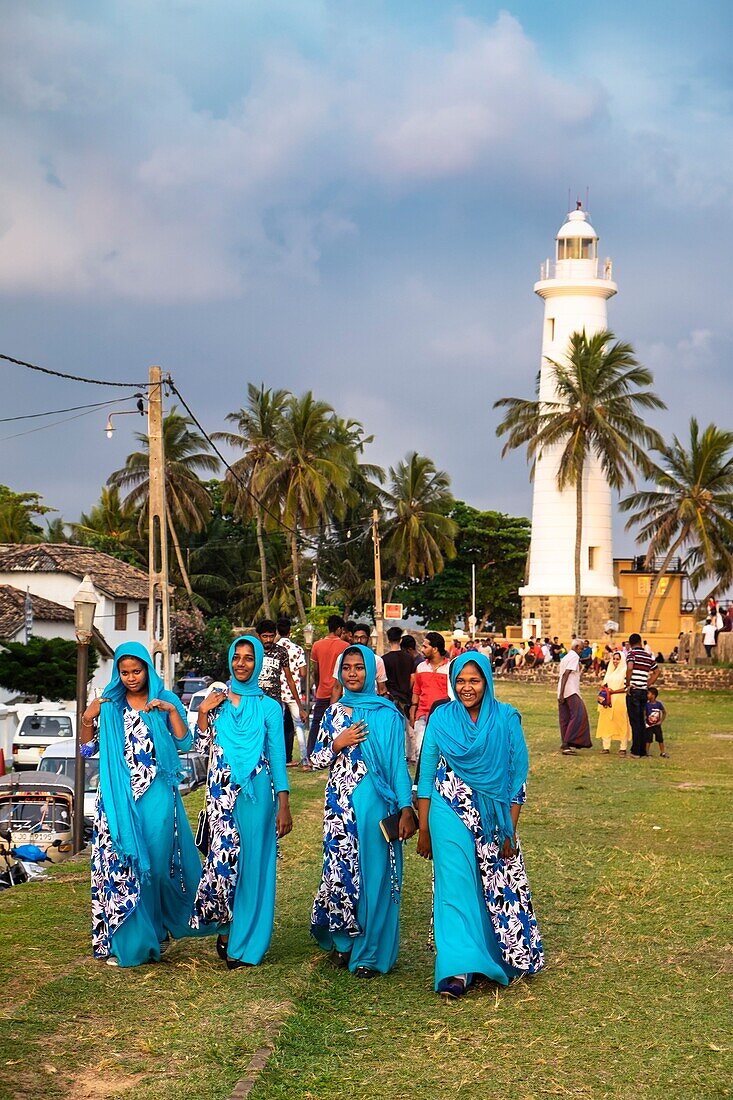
[147,365,172,688]
[371,508,384,656]
[310,568,318,609]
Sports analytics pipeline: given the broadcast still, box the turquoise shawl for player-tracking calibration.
[98,642,186,880]
[214,635,267,798]
[337,644,404,811]
[428,650,528,844]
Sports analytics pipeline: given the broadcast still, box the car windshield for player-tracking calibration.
[18,716,73,738]
[38,758,101,793]
[0,799,71,831]
[176,679,207,695]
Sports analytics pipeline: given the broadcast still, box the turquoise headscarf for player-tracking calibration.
[98,642,186,880]
[428,650,528,844]
[214,635,267,798]
[337,644,405,811]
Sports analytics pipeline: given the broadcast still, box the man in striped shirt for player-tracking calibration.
[625,632,660,758]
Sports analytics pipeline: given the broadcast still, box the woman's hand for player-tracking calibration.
[416,827,432,860]
[82,696,109,723]
[500,835,517,859]
[198,688,229,716]
[143,697,177,714]
[275,797,293,839]
[332,719,369,752]
[398,807,417,841]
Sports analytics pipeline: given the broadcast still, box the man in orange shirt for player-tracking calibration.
[410,631,451,761]
[306,615,348,763]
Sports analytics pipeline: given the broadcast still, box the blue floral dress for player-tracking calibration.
[91,707,200,962]
[189,697,288,965]
[418,726,544,988]
[310,703,413,974]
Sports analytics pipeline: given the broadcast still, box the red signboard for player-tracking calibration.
[383,603,404,620]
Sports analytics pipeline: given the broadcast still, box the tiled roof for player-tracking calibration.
[0,584,73,636]
[0,544,149,600]
[0,584,114,656]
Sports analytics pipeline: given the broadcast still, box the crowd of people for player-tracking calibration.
[80,617,545,1001]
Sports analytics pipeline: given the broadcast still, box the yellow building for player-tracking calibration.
[614,557,696,653]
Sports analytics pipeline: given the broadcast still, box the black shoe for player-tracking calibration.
[354,966,377,979]
[216,935,228,961]
[438,977,467,1000]
[226,957,253,970]
[331,949,351,968]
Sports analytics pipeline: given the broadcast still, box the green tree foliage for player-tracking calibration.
[0,637,99,701]
[620,418,733,629]
[174,615,234,681]
[71,486,144,566]
[382,452,458,588]
[0,486,53,543]
[108,406,219,608]
[397,503,530,630]
[495,330,665,634]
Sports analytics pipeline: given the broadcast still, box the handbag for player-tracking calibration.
[195,730,215,856]
[379,807,418,843]
[597,686,612,708]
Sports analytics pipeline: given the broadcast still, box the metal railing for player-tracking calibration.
[538,258,613,281]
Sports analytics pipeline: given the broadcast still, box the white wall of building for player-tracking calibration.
[0,569,148,693]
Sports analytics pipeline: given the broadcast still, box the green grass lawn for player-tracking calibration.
[1,686,731,1100]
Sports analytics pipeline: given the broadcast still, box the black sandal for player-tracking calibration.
[226,958,253,970]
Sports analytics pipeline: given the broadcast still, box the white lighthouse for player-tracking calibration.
[519,204,621,640]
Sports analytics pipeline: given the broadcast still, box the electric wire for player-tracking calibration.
[0,395,135,424]
[2,348,376,546]
[168,379,323,548]
[0,405,116,444]
[0,352,148,388]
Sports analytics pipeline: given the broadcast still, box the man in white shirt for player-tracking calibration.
[557,639,592,756]
[276,617,309,767]
[701,618,718,659]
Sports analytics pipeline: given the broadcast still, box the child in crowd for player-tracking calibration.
[645,686,669,758]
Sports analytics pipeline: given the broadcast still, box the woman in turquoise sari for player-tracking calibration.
[310,644,416,978]
[190,636,292,968]
[417,651,544,998]
[84,642,207,968]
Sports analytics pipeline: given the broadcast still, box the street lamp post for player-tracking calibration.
[73,575,97,855]
[303,622,315,715]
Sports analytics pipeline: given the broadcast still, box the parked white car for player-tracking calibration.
[36,739,99,835]
[12,706,76,770]
[186,681,227,733]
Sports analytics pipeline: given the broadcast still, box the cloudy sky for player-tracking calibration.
[1,0,731,554]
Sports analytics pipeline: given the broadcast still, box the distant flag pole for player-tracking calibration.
[24,588,33,643]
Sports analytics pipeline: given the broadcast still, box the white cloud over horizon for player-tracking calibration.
[0,0,731,562]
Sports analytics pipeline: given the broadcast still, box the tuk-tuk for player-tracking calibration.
[0,774,75,865]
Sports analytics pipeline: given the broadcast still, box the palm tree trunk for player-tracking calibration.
[290,529,307,623]
[640,532,686,632]
[573,473,583,635]
[255,510,272,618]
[167,513,204,625]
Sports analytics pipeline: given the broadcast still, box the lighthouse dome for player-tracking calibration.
[556,208,598,240]
[555,208,598,263]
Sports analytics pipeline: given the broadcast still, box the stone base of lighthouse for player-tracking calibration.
[521,594,620,642]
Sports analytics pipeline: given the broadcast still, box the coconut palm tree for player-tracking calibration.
[495,329,665,634]
[620,418,733,631]
[70,487,142,562]
[259,392,352,622]
[213,384,288,618]
[381,452,458,592]
[108,406,219,608]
